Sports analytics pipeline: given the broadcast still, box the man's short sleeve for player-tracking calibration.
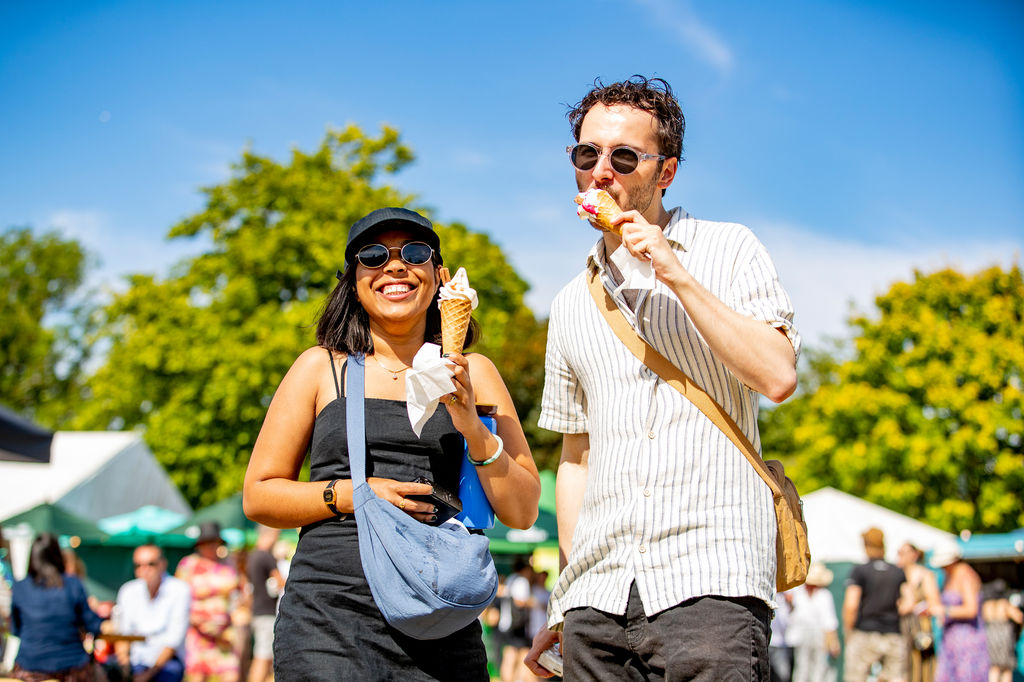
[537,291,588,434]
[729,235,801,358]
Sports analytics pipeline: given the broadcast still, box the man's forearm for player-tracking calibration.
[556,433,589,571]
[663,270,797,403]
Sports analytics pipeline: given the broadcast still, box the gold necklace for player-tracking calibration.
[373,355,411,380]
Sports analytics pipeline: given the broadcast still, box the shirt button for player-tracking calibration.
[647,431,655,439]
[643,489,651,497]
[638,544,647,553]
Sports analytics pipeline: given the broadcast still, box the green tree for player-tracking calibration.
[74,126,551,507]
[762,265,1024,533]
[0,227,93,427]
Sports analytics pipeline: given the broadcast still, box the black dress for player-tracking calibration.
[273,354,489,681]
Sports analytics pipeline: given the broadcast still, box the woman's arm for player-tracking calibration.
[244,347,432,528]
[446,353,540,529]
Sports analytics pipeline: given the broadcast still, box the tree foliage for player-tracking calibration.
[74,126,552,507]
[762,265,1024,533]
[0,227,93,426]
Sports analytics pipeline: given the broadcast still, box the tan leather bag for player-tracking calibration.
[587,270,811,591]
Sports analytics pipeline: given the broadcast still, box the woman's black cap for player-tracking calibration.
[344,207,440,265]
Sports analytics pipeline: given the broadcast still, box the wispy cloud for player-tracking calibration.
[757,220,1022,347]
[633,0,734,74]
[47,209,109,244]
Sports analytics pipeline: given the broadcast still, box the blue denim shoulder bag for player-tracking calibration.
[347,354,498,640]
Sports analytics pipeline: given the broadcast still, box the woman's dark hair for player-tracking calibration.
[568,75,686,174]
[28,532,65,588]
[316,251,479,354]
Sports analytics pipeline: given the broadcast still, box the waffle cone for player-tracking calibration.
[440,299,474,354]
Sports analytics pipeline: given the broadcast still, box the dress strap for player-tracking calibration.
[326,348,347,399]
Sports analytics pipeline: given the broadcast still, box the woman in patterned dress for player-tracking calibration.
[175,521,242,682]
[929,546,988,682]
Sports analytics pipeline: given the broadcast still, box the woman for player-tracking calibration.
[930,546,988,682]
[897,542,941,682]
[981,579,1023,682]
[243,207,541,680]
[175,521,242,682]
[9,533,104,681]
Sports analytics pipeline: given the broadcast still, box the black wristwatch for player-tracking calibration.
[323,479,344,516]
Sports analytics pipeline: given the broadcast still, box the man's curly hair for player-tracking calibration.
[568,75,685,161]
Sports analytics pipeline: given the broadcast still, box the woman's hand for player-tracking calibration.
[443,352,483,435]
[368,477,436,523]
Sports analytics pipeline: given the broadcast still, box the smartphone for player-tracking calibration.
[409,476,462,525]
[537,646,563,677]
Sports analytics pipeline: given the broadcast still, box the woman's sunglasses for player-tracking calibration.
[567,142,667,175]
[355,241,434,269]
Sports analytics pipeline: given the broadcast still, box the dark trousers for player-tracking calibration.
[563,582,771,681]
[132,658,184,682]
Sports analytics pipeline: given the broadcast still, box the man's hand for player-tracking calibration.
[524,628,563,678]
[613,210,684,286]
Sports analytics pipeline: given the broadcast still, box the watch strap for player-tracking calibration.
[323,478,343,516]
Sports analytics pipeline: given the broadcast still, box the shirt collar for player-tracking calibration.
[586,207,692,275]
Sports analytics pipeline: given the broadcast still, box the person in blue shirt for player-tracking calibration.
[10,532,105,681]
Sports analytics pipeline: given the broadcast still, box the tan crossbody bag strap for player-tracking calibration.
[586,269,783,500]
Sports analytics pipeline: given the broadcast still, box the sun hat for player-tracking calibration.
[194,521,224,546]
[929,545,962,569]
[344,207,440,265]
[805,562,834,587]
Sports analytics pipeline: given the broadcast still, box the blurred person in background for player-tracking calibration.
[928,546,988,682]
[788,563,839,682]
[9,532,104,681]
[842,527,906,682]
[246,525,283,682]
[528,569,550,642]
[981,579,1022,682]
[230,548,253,681]
[113,544,190,682]
[0,525,12,667]
[499,559,535,682]
[175,521,242,682]
[896,542,940,682]
[769,590,794,682]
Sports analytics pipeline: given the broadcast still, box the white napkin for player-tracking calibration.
[404,343,455,437]
[609,244,655,291]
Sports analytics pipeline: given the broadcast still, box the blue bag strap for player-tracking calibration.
[346,353,367,487]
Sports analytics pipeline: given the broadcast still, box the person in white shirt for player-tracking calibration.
[525,75,799,680]
[788,563,840,682]
[114,544,191,682]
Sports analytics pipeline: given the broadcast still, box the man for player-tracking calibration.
[114,544,191,682]
[842,528,906,682]
[246,525,284,682]
[525,75,799,679]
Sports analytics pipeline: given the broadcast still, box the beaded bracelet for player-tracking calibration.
[467,433,504,467]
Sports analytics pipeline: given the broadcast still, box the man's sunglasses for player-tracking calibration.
[134,560,160,569]
[567,142,667,175]
[355,242,435,269]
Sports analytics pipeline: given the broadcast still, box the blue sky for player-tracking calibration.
[2,0,1021,346]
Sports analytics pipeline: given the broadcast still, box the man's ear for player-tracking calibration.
[658,157,679,190]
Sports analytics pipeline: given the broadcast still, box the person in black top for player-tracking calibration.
[246,525,283,682]
[842,527,907,682]
[242,207,541,680]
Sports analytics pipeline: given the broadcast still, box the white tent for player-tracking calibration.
[0,431,190,524]
[803,487,956,564]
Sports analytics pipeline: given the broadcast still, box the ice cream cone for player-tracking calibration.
[440,298,474,354]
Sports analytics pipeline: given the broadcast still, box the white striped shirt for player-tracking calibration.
[539,207,800,624]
